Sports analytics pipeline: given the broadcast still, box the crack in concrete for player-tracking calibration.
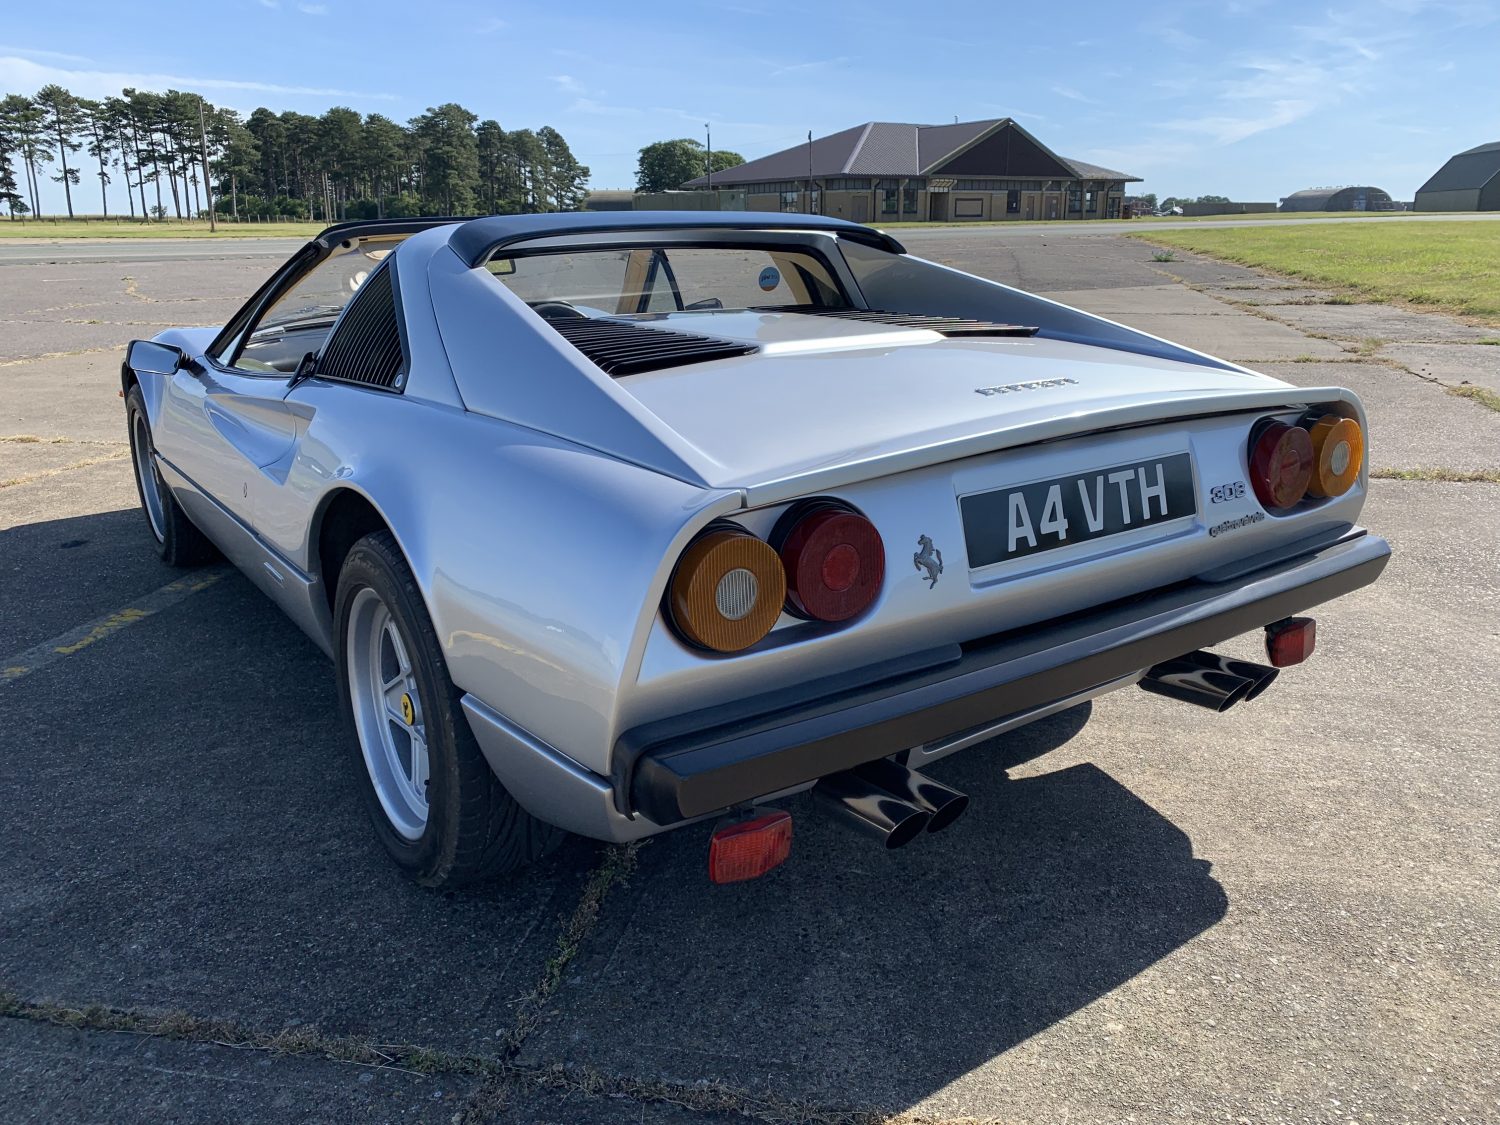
[1,435,126,446]
[0,448,130,489]
[121,275,153,303]
[0,984,961,1124]
[1158,259,1500,414]
[0,346,120,368]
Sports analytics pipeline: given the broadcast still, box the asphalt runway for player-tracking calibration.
[1,229,1497,1124]
[3,209,1498,266]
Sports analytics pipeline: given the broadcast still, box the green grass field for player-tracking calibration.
[1134,210,1411,222]
[0,219,326,239]
[877,211,1416,229]
[1132,221,1500,324]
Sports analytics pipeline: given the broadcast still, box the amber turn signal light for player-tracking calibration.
[1306,415,1363,498]
[668,528,786,653]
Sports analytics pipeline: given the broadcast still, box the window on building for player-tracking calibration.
[902,187,919,214]
[1107,194,1121,219]
[780,190,800,213]
[954,196,985,219]
[1007,189,1020,214]
[1086,190,1098,213]
[1067,187,1082,213]
[881,188,898,215]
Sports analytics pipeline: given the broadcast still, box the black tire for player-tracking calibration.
[334,530,563,887]
[125,384,218,568]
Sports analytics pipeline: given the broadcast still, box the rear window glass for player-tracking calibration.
[485,246,845,316]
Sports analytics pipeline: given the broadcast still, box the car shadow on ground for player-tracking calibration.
[2,511,1227,1114]
[526,704,1230,1112]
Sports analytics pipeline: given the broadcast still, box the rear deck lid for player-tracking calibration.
[612,310,1300,500]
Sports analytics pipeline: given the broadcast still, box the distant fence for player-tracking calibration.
[3,215,317,225]
[1179,202,1278,216]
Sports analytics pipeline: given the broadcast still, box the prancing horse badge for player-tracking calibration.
[913,535,944,589]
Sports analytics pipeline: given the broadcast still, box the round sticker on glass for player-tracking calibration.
[757,266,781,291]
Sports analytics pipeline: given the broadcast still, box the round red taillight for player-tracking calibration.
[776,506,885,622]
[1249,421,1315,512]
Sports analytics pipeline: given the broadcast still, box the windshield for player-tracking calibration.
[485,245,846,317]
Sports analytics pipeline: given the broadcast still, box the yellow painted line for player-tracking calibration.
[0,566,230,686]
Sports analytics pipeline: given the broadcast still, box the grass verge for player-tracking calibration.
[1447,384,1500,412]
[0,219,325,239]
[1130,221,1500,325]
[1371,467,1500,482]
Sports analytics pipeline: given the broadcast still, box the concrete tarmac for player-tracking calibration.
[1,229,1496,1124]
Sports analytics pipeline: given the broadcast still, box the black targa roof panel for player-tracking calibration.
[448,211,906,269]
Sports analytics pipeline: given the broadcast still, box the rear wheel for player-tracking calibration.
[334,531,562,886]
[125,385,217,567]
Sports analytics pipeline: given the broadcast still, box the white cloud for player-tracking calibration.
[1050,84,1096,104]
[0,55,397,101]
[297,2,328,13]
[650,107,777,133]
[550,74,585,94]
[1164,99,1315,145]
[764,56,848,78]
[1152,25,1205,51]
[256,0,279,8]
[0,43,92,63]
[569,98,637,117]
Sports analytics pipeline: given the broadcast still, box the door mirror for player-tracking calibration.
[127,339,187,376]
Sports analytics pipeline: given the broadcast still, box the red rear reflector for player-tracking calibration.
[1265,617,1316,667]
[708,810,792,884]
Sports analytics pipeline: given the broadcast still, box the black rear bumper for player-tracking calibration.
[616,528,1390,825]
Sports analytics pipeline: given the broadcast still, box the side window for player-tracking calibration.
[226,239,398,374]
[315,262,407,391]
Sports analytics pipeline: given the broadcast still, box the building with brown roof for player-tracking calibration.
[680,118,1139,223]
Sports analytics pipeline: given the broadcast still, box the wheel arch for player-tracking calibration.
[315,487,399,614]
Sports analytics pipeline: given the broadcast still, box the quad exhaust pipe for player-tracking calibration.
[1139,649,1279,712]
[814,758,969,849]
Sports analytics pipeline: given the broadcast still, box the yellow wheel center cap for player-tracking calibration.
[400,692,415,726]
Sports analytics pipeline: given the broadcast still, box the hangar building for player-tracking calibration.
[1414,142,1500,212]
[682,118,1139,222]
[1279,186,1396,212]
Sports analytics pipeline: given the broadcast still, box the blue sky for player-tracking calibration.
[3,0,1497,210]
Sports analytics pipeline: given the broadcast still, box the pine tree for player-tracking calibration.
[79,98,115,218]
[537,126,589,211]
[35,84,85,217]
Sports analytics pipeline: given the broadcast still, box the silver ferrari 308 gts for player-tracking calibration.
[122,213,1389,886]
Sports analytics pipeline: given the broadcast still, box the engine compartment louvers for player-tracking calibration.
[755,306,1039,337]
[316,264,405,389]
[549,318,759,377]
